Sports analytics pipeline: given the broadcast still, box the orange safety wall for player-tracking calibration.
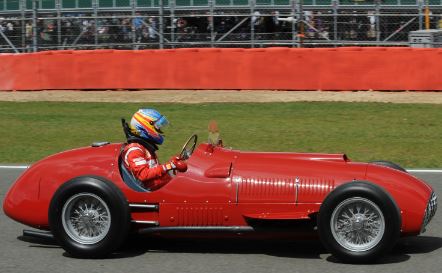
[1,47,442,91]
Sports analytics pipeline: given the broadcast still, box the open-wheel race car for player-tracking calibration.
[3,120,438,263]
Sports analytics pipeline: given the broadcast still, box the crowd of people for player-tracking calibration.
[1,10,442,50]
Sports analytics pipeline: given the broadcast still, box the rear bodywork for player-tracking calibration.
[3,142,435,236]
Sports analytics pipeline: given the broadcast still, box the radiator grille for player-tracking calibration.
[238,177,296,202]
[421,192,438,233]
[297,177,335,203]
[176,206,224,226]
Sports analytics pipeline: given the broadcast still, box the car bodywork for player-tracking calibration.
[3,142,436,237]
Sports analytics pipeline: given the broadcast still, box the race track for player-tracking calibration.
[1,168,441,273]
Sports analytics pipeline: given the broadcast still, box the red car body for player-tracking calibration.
[4,142,434,234]
[2,140,437,261]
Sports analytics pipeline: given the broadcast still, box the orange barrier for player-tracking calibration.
[1,47,442,91]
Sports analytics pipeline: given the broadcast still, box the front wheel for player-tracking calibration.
[49,176,130,258]
[318,181,401,263]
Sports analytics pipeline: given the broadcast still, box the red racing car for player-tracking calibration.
[3,121,437,263]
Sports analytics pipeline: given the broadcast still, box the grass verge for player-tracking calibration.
[0,101,441,167]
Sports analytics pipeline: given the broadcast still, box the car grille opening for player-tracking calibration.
[421,192,438,233]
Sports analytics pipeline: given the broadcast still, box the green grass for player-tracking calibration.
[0,101,441,168]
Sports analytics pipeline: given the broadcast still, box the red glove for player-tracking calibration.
[163,156,188,173]
[170,156,188,172]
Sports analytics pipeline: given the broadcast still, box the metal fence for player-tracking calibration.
[1,0,442,52]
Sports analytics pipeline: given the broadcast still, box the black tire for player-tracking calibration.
[317,181,401,263]
[49,176,131,258]
[370,161,407,173]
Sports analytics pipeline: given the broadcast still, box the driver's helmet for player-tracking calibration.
[129,109,169,145]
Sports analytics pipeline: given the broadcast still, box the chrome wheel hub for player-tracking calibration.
[330,197,385,252]
[62,193,111,245]
[352,216,364,230]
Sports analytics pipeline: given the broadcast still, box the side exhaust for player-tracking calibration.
[23,229,55,240]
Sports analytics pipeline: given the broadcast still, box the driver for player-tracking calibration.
[122,108,187,190]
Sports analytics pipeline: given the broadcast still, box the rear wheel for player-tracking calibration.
[318,181,401,263]
[49,176,130,258]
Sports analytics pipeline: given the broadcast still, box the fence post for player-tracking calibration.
[32,0,38,52]
[424,0,430,30]
[56,0,61,49]
[293,0,303,47]
[332,0,338,44]
[131,0,136,49]
[171,0,175,47]
[250,0,255,48]
[93,0,98,47]
[375,0,380,42]
[418,0,424,30]
[20,0,26,52]
[290,0,296,47]
[209,0,215,47]
[298,0,304,47]
[159,0,164,49]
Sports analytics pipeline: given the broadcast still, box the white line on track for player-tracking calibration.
[407,169,442,173]
[0,166,29,169]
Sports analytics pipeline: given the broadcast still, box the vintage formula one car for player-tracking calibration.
[3,120,438,262]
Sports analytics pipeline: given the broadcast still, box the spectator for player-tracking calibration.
[133,12,144,42]
[148,17,157,40]
[0,9,422,52]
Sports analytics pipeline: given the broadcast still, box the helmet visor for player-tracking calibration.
[154,115,169,132]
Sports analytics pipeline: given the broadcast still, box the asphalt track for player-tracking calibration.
[1,168,441,273]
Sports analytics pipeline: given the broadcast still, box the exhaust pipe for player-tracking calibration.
[23,229,55,240]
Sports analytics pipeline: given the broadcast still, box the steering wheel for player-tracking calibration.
[179,134,198,160]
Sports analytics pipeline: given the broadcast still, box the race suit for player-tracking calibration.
[122,142,171,190]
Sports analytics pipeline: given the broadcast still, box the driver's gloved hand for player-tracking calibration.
[163,156,188,173]
[170,156,188,172]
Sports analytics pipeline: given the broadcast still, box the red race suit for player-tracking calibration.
[122,142,171,190]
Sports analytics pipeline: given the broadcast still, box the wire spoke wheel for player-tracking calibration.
[50,177,130,258]
[62,193,111,245]
[330,197,385,252]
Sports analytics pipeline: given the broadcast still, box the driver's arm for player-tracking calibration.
[124,147,169,182]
